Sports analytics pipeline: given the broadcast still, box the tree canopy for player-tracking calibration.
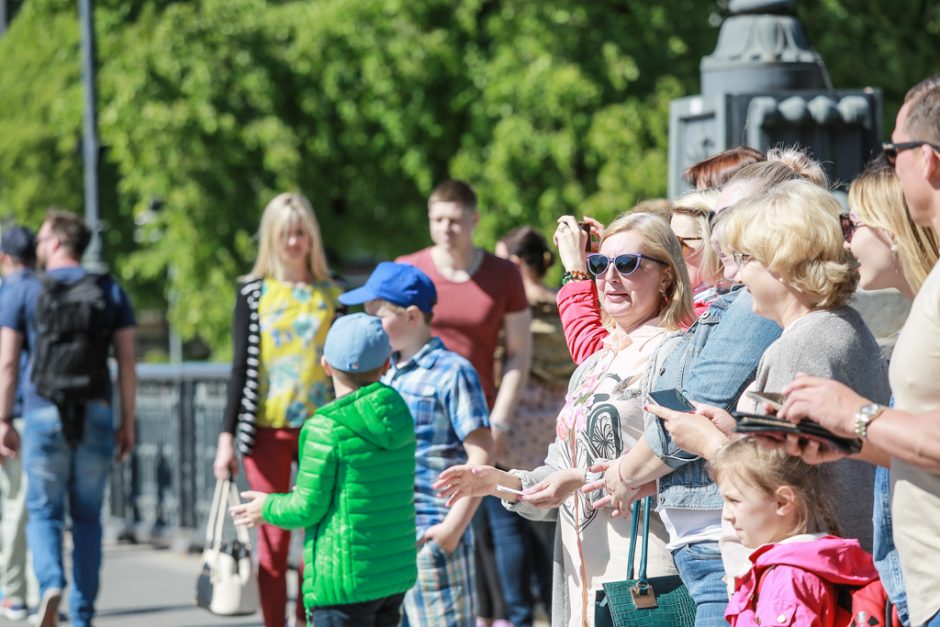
[0,0,937,357]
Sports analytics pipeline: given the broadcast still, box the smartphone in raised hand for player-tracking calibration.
[647,388,696,413]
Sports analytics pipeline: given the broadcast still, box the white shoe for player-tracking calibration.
[34,588,61,627]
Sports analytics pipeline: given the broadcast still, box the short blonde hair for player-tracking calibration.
[671,189,722,287]
[850,159,940,294]
[721,179,857,309]
[601,212,694,331]
[710,437,838,537]
[250,192,332,282]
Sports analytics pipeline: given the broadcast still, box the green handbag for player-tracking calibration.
[594,496,697,627]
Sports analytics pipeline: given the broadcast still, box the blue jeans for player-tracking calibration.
[23,402,115,627]
[927,610,940,627]
[484,495,538,627]
[872,466,910,626]
[310,592,405,627]
[672,541,728,626]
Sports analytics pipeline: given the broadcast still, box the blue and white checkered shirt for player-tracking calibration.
[383,337,490,533]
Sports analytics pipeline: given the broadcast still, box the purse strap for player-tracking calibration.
[205,477,252,556]
[205,477,226,549]
[625,496,654,585]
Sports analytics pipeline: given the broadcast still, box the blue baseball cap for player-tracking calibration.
[0,225,36,262]
[323,313,392,373]
[339,261,437,313]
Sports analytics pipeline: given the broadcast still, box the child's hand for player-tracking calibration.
[419,522,461,554]
[230,490,268,528]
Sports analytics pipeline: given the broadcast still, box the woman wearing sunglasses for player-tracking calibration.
[434,212,693,627]
[669,189,727,317]
[642,179,891,590]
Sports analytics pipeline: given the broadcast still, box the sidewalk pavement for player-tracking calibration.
[0,542,550,627]
[0,542,278,627]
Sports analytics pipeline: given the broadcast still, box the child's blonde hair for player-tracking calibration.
[709,437,839,537]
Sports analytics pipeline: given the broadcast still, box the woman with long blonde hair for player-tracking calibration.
[214,192,341,627]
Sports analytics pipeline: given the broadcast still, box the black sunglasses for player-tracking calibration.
[882,141,940,167]
[840,212,865,243]
[586,253,668,277]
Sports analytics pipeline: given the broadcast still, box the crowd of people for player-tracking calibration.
[223,73,940,627]
[1,74,939,627]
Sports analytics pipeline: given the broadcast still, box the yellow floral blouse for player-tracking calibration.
[257,278,341,429]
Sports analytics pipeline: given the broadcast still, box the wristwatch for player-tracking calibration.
[854,403,886,439]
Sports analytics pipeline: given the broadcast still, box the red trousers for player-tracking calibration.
[243,427,307,627]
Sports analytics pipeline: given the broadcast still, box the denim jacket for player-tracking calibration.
[643,288,782,510]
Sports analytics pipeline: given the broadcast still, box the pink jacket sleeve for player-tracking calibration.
[556,280,608,365]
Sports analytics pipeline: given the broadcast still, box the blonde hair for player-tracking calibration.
[850,159,940,294]
[601,212,695,331]
[631,198,673,222]
[766,147,830,189]
[671,189,722,286]
[710,437,838,536]
[721,179,858,309]
[250,192,332,282]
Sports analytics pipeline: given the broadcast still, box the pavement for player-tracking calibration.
[0,542,278,627]
[0,541,549,627]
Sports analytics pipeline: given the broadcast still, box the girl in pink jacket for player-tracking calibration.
[710,437,881,626]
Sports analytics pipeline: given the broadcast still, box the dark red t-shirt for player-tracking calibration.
[397,248,529,408]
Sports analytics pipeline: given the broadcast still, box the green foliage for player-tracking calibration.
[0,0,935,356]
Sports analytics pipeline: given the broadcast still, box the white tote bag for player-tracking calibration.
[195,478,259,616]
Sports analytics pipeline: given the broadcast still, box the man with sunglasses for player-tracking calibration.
[779,75,940,627]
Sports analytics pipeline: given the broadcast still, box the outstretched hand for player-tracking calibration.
[230,490,267,528]
[434,465,509,507]
[522,467,586,508]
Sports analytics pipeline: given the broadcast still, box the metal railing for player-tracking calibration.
[107,363,245,547]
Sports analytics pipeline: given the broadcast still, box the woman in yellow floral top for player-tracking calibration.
[213,192,341,627]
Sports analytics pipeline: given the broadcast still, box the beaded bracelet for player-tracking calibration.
[562,270,590,285]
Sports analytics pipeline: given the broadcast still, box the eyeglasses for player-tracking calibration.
[675,235,704,251]
[840,212,866,243]
[882,141,940,168]
[586,253,668,278]
[731,252,753,268]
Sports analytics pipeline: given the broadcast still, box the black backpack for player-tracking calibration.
[30,273,113,443]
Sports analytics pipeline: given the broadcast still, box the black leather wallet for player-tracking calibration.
[732,411,863,455]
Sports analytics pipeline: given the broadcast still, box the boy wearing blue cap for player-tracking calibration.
[340,262,493,627]
[230,313,417,627]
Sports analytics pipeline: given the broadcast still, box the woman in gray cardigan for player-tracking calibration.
[644,179,890,581]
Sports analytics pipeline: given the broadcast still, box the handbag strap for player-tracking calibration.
[626,497,641,580]
[625,496,653,585]
[205,477,227,549]
[223,479,252,548]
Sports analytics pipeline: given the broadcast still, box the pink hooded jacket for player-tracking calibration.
[726,535,879,627]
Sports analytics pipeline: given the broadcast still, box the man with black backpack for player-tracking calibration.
[0,210,136,627]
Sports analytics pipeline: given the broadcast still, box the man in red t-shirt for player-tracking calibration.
[397,180,531,461]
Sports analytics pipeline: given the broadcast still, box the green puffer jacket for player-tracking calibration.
[262,382,417,611]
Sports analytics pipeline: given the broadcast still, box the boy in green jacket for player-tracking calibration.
[230,313,417,627]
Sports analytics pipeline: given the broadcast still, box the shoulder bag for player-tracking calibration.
[195,478,259,616]
[595,496,697,627]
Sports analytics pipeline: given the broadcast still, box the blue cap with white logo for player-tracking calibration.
[323,313,391,373]
[339,261,437,313]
